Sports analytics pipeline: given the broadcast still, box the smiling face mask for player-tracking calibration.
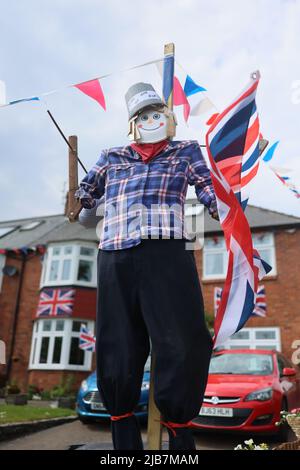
[135,108,168,144]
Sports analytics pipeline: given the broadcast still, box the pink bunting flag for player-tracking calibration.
[74,79,106,110]
[173,76,190,122]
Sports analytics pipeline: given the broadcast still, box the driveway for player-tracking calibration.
[0,418,289,450]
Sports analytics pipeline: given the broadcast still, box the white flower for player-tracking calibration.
[234,444,243,450]
[244,439,254,446]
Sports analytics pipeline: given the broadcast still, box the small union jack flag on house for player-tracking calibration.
[252,285,267,317]
[36,288,75,317]
[79,324,96,352]
[214,287,223,317]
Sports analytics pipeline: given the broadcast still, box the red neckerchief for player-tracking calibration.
[130,139,169,163]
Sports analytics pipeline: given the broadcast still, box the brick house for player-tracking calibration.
[0,204,299,393]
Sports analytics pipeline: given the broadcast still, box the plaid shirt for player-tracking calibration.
[75,140,217,250]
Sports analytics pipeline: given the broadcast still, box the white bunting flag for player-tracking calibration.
[0,81,6,106]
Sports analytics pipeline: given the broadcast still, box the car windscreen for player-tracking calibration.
[209,353,274,375]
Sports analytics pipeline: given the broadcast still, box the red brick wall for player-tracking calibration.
[0,255,22,386]
[28,369,94,393]
[0,252,97,392]
[0,255,39,388]
[195,229,300,359]
[0,254,42,391]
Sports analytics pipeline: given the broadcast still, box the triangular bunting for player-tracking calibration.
[183,75,206,96]
[74,79,106,110]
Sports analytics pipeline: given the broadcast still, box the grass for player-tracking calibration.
[0,405,76,424]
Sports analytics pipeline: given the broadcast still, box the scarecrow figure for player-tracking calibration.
[75,82,219,450]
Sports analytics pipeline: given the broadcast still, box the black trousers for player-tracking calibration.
[96,238,213,423]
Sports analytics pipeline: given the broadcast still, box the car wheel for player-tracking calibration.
[78,416,93,425]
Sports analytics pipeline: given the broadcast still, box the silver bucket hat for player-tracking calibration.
[125,82,165,120]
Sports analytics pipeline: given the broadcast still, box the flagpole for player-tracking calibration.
[46,110,88,173]
[66,135,83,222]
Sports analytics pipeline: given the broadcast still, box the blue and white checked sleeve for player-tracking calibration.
[187,141,217,215]
[75,149,109,209]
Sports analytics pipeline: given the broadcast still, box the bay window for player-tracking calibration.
[218,327,281,352]
[40,242,97,287]
[29,318,94,371]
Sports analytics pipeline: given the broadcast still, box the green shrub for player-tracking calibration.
[49,375,76,399]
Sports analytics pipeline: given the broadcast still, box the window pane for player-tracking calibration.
[72,320,86,332]
[55,320,65,331]
[256,345,277,350]
[80,247,94,257]
[52,337,63,364]
[253,233,272,246]
[231,330,250,340]
[39,337,50,363]
[257,248,272,266]
[69,337,85,365]
[255,330,276,340]
[52,247,61,256]
[35,322,39,333]
[77,260,93,282]
[229,345,251,350]
[64,246,73,255]
[205,237,225,249]
[49,260,59,281]
[205,253,224,276]
[61,259,71,280]
[42,320,52,331]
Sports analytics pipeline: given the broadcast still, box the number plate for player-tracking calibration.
[199,406,233,417]
[91,402,105,410]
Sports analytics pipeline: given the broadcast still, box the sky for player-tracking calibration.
[1,0,300,222]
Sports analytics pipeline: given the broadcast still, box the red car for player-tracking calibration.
[192,349,300,437]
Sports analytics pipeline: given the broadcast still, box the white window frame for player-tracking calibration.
[252,232,277,277]
[40,241,97,288]
[29,318,94,371]
[203,232,277,280]
[203,237,227,280]
[0,254,5,292]
[219,327,281,352]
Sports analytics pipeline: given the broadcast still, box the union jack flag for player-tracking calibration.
[214,285,266,319]
[252,285,267,317]
[214,287,222,317]
[79,324,96,352]
[206,71,271,347]
[36,288,75,317]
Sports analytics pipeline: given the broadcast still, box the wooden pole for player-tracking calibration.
[66,135,83,222]
[147,42,175,451]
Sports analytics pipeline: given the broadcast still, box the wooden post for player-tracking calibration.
[147,352,162,450]
[66,135,82,222]
[147,42,175,451]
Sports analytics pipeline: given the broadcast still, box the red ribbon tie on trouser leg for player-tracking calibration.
[155,419,197,437]
[110,412,134,421]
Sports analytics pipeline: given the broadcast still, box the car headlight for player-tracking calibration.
[244,387,273,402]
[141,381,150,391]
[81,380,89,392]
